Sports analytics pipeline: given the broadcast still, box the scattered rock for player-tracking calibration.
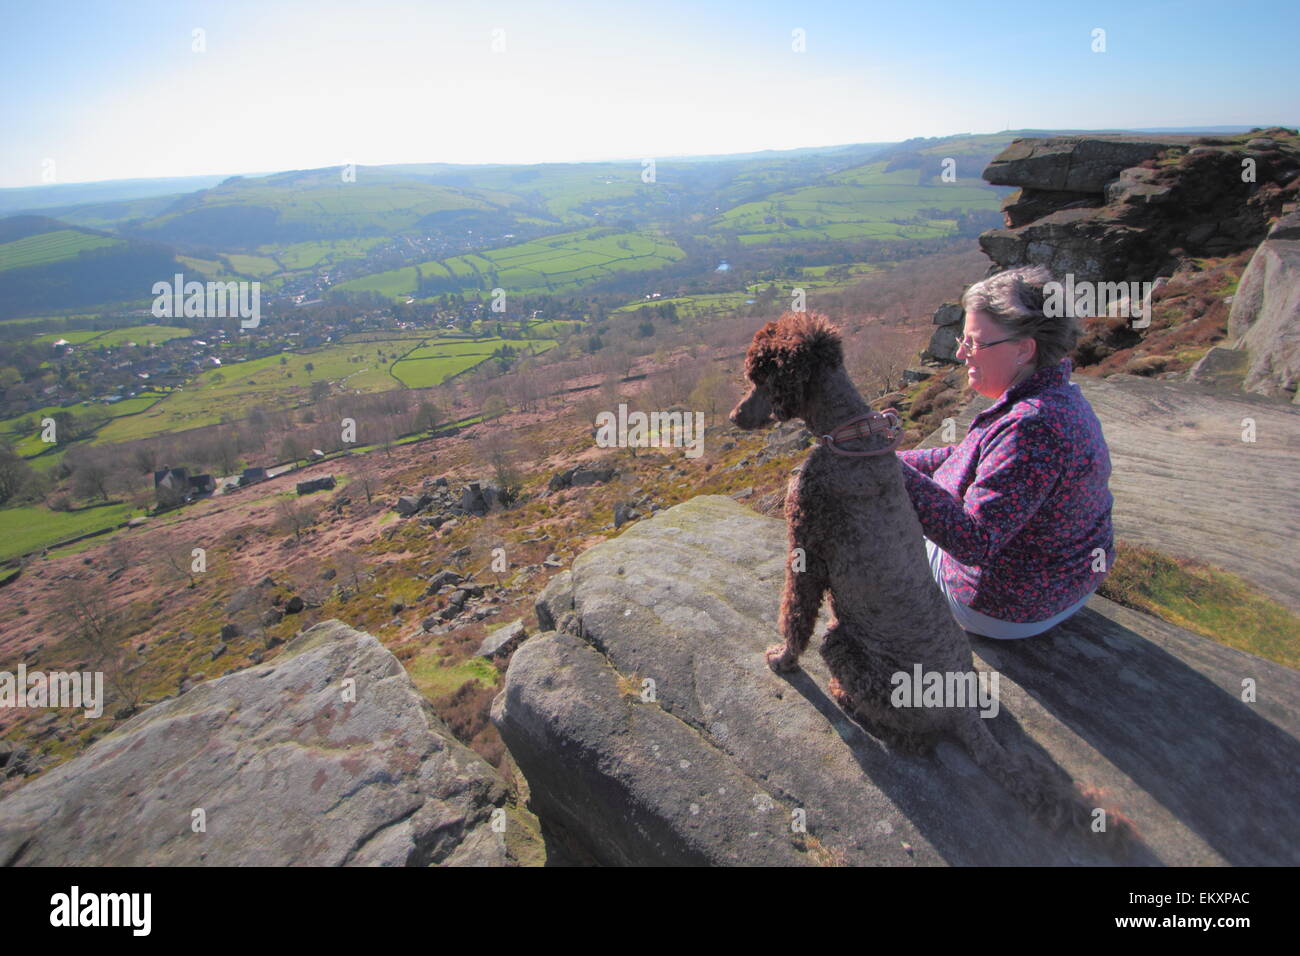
[477,618,527,658]
[0,620,510,865]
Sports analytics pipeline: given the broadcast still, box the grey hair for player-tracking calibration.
[961,265,1078,369]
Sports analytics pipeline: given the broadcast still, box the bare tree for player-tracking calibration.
[478,427,523,506]
[53,576,145,715]
[276,497,317,541]
[351,462,378,506]
[66,447,120,502]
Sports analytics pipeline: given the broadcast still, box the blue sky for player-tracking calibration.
[0,0,1295,187]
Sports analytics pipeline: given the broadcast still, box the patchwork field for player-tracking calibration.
[337,228,686,299]
[709,161,1001,246]
[0,229,123,271]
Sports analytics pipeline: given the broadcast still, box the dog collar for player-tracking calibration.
[818,409,903,457]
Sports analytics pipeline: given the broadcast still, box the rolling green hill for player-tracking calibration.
[0,216,189,319]
[125,167,547,249]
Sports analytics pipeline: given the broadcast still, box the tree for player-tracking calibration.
[352,464,377,506]
[281,433,306,469]
[66,447,118,502]
[276,497,316,541]
[0,447,34,505]
[413,400,441,435]
[54,576,145,715]
[479,428,522,507]
[482,395,507,424]
[310,379,330,403]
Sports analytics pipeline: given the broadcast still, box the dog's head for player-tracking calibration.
[729,310,844,429]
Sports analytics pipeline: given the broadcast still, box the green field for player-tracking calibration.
[224,253,281,278]
[0,229,123,271]
[176,254,230,277]
[709,161,1000,246]
[33,324,190,347]
[269,237,387,271]
[338,228,686,299]
[0,390,168,457]
[0,501,136,563]
[390,337,557,387]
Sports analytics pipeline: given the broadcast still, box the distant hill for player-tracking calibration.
[0,215,187,319]
[0,174,235,217]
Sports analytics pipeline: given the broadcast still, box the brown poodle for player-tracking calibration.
[730,310,1135,847]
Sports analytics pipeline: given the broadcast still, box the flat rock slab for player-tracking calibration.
[492,496,1300,866]
[0,620,509,866]
[918,373,1300,613]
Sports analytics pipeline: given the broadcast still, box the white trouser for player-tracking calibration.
[924,538,1092,639]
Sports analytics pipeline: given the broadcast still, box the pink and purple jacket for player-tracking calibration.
[896,357,1116,624]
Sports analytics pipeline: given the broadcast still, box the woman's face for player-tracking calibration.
[957,309,1036,398]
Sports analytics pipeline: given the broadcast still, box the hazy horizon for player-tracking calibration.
[2,0,1297,189]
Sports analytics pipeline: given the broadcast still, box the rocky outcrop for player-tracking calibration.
[393,478,507,521]
[491,496,1300,866]
[0,620,510,866]
[924,303,964,363]
[978,129,1299,284]
[1227,210,1300,401]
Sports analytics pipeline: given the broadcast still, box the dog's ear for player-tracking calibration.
[745,312,843,419]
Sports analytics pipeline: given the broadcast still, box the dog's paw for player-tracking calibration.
[765,644,800,673]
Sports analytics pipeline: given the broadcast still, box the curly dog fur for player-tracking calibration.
[729,310,1136,849]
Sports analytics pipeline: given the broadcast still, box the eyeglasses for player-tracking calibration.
[957,334,1020,353]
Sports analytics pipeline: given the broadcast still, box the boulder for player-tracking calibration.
[1227,235,1300,400]
[460,482,502,516]
[425,570,464,594]
[932,303,963,327]
[1185,346,1249,388]
[493,496,1300,866]
[570,464,616,487]
[763,421,814,455]
[477,618,527,658]
[0,620,509,865]
[923,322,961,363]
[396,494,433,517]
[613,502,639,529]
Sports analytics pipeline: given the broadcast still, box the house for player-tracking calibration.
[153,467,188,490]
[188,474,216,495]
[239,466,268,487]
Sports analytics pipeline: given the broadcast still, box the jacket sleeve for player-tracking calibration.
[896,445,956,477]
[899,415,1063,565]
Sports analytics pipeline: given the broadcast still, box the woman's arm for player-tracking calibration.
[899,416,1064,565]
[896,444,956,477]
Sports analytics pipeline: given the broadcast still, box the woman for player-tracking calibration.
[896,265,1115,639]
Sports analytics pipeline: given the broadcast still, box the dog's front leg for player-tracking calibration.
[766,529,826,673]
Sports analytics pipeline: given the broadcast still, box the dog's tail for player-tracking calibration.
[953,712,1139,856]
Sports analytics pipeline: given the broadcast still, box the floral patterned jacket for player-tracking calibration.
[896,357,1115,623]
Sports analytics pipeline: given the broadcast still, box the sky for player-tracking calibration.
[0,0,1296,188]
